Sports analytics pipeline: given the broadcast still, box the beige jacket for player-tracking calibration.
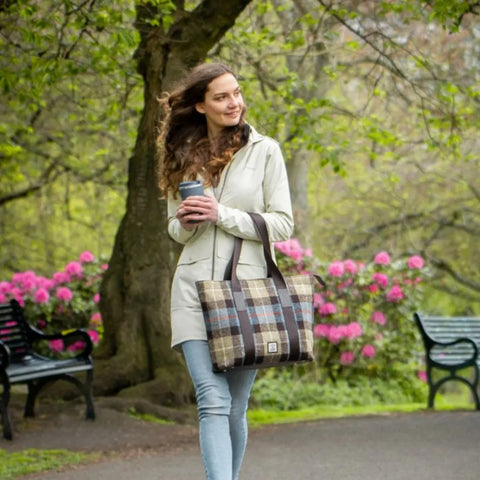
[167,126,294,348]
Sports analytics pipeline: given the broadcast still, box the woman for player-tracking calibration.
[159,62,293,480]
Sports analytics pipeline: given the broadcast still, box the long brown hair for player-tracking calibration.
[158,63,248,197]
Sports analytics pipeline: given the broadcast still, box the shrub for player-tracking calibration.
[275,240,427,383]
[0,251,105,352]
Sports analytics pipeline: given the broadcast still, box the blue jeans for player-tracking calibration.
[182,340,257,480]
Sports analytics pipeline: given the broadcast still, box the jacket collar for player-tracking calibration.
[246,124,265,145]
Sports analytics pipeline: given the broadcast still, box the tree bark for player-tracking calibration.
[96,0,251,405]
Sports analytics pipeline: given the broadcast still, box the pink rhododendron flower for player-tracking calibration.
[339,351,355,365]
[417,371,427,383]
[90,312,102,326]
[374,251,390,265]
[303,248,313,257]
[345,322,363,338]
[368,284,379,293]
[361,344,376,358]
[64,261,83,278]
[67,341,85,352]
[408,255,424,270]
[0,293,6,303]
[274,238,304,262]
[313,324,329,338]
[327,326,343,344]
[0,281,11,294]
[34,288,50,304]
[52,271,70,285]
[13,271,37,292]
[370,311,386,325]
[79,251,95,263]
[49,339,64,352]
[372,272,389,288]
[328,261,344,277]
[36,276,54,290]
[88,330,100,344]
[319,302,337,316]
[343,259,357,274]
[386,285,404,302]
[101,264,109,270]
[313,293,323,309]
[93,293,100,304]
[56,287,73,302]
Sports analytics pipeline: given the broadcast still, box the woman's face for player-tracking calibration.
[195,73,244,137]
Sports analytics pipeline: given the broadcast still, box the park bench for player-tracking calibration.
[0,299,95,440]
[414,312,480,410]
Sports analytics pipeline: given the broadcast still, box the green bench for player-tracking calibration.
[0,299,95,440]
[414,312,480,410]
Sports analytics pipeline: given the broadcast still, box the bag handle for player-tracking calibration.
[225,213,286,288]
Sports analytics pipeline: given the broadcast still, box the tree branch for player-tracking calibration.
[0,163,60,206]
[427,254,480,294]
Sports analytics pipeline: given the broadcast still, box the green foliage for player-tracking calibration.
[0,0,141,275]
[251,368,427,411]
[0,449,97,479]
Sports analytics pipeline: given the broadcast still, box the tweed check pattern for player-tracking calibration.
[196,274,315,372]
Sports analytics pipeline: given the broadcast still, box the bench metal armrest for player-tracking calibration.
[26,325,93,358]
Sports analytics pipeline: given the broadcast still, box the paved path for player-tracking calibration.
[20,410,480,480]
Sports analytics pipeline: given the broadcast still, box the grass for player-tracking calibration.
[0,449,99,479]
[247,390,476,426]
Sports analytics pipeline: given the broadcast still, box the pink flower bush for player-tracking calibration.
[0,252,105,355]
[275,244,426,380]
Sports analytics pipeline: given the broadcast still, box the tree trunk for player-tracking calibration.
[96,0,252,405]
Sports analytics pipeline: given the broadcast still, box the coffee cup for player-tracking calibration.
[179,181,204,223]
[178,180,204,200]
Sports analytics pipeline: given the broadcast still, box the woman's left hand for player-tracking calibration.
[177,193,218,227]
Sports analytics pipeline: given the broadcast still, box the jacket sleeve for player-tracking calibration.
[216,140,294,243]
[167,194,206,245]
